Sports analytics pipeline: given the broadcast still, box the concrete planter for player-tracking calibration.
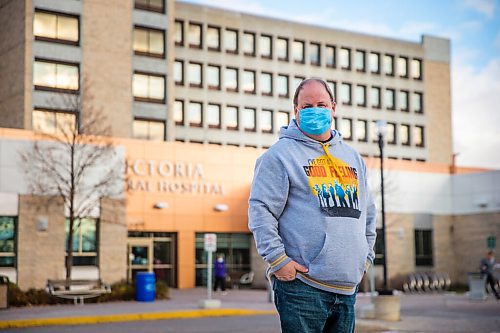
[372,295,401,321]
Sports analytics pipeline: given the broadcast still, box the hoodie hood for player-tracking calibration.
[279,119,343,147]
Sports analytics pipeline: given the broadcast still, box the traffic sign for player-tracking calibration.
[204,233,217,252]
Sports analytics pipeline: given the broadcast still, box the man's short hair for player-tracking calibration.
[293,78,335,107]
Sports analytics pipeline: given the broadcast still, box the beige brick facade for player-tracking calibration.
[425,60,453,165]
[98,197,127,284]
[82,0,132,138]
[17,195,66,290]
[0,0,32,130]
[451,212,500,284]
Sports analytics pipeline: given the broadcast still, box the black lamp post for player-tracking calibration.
[376,120,390,293]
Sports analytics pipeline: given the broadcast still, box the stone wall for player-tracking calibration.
[98,197,127,283]
[17,195,65,290]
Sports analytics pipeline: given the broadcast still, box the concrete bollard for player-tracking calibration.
[373,295,401,321]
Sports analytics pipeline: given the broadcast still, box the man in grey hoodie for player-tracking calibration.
[249,78,377,333]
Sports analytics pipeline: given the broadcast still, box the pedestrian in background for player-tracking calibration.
[480,250,500,299]
[214,254,227,295]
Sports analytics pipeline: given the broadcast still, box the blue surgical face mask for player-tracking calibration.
[298,107,332,135]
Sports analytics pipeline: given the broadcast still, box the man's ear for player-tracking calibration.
[331,101,337,118]
[294,106,299,119]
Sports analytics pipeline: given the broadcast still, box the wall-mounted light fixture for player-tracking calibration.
[154,202,169,209]
[214,204,229,212]
[36,217,49,231]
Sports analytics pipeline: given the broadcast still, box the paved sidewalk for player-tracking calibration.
[0,288,499,332]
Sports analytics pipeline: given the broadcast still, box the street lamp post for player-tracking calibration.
[375,120,389,293]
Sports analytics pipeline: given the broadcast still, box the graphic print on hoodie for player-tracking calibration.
[304,154,361,218]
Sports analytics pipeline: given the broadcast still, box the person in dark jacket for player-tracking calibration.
[214,254,227,294]
[480,251,500,299]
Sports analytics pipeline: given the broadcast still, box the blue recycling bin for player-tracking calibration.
[135,272,156,302]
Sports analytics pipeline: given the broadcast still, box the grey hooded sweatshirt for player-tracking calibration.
[248,119,376,295]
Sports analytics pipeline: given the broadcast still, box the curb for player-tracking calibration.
[0,308,277,329]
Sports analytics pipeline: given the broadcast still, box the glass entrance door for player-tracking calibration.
[127,238,153,282]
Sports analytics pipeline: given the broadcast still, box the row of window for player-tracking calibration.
[0,217,97,267]
[175,20,423,79]
[174,61,424,113]
[337,118,425,147]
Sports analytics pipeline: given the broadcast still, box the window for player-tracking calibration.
[387,122,396,144]
[292,40,305,64]
[384,54,394,76]
[413,92,423,113]
[399,90,409,111]
[33,109,76,135]
[355,50,365,71]
[242,70,255,94]
[397,56,408,78]
[339,47,351,70]
[385,88,395,110]
[242,32,255,56]
[415,230,433,266]
[134,26,165,57]
[243,107,256,131]
[225,105,238,130]
[369,121,378,143]
[174,20,183,46]
[260,72,272,96]
[277,111,289,128]
[340,83,352,105]
[374,228,384,265]
[188,102,202,127]
[414,125,424,147]
[133,72,165,103]
[188,22,202,48]
[277,74,289,98]
[65,218,97,266]
[206,26,220,51]
[188,62,202,88]
[34,10,79,44]
[369,52,380,73]
[277,37,288,61]
[310,42,320,66]
[225,67,238,92]
[195,233,251,286]
[371,86,381,108]
[135,0,164,13]
[33,59,79,92]
[207,65,220,90]
[326,45,335,68]
[356,85,366,107]
[0,217,16,267]
[261,109,273,133]
[411,59,422,79]
[260,35,272,59]
[174,60,183,85]
[327,81,336,100]
[400,124,410,146]
[225,29,238,54]
[207,104,221,129]
[293,76,305,90]
[340,118,352,140]
[174,100,184,125]
[133,119,164,141]
[356,119,367,142]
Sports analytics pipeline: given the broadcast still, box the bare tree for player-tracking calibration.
[20,87,124,280]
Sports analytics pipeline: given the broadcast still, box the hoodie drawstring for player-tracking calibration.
[321,143,345,185]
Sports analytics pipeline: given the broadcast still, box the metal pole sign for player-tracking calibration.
[204,233,217,300]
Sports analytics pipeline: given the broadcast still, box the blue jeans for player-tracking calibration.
[273,279,357,333]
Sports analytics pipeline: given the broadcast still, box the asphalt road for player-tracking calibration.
[1,315,282,333]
